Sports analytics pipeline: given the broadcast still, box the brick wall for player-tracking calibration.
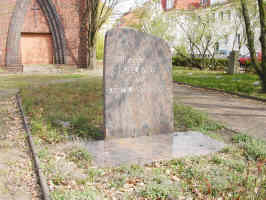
[161,0,207,10]
[0,0,82,66]
[174,0,201,10]
[51,0,80,65]
[0,0,16,66]
[23,0,50,33]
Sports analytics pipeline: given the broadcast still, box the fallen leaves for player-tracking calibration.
[0,97,40,199]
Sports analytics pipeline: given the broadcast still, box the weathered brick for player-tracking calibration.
[0,0,82,67]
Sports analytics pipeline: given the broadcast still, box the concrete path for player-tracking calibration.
[174,83,266,141]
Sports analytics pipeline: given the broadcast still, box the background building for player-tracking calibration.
[161,0,210,10]
[160,0,260,56]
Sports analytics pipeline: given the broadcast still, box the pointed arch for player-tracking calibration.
[6,0,66,65]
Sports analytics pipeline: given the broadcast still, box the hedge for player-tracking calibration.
[172,55,228,70]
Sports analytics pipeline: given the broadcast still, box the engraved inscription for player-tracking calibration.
[106,87,133,94]
[107,55,160,76]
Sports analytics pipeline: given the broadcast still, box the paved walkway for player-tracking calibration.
[0,91,40,200]
[174,83,266,141]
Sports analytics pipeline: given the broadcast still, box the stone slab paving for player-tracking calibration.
[174,83,266,141]
[81,132,225,167]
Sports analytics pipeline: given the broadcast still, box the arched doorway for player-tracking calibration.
[6,0,65,66]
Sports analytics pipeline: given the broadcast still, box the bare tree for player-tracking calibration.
[176,11,228,70]
[72,0,118,69]
[230,7,247,51]
[86,0,118,69]
[229,0,259,52]
[124,0,173,42]
[240,0,266,92]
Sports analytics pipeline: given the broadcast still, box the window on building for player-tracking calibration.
[198,16,201,22]
[224,35,229,45]
[200,0,209,7]
[166,0,174,10]
[227,10,231,20]
[212,13,216,22]
[155,0,160,10]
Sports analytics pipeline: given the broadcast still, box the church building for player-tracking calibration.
[0,0,83,70]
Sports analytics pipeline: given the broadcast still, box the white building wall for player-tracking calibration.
[165,1,261,56]
[210,0,228,5]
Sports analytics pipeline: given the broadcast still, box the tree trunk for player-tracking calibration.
[257,0,266,92]
[78,26,88,68]
[88,44,96,70]
[78,0,88,68]
[240,0,261,75]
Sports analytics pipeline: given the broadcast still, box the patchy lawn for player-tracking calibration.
[21,78,224,141]
[21,78,104,141]
[20,77,266,199]
[0,67,5,73]
[173,67,266,99]
[0,74,85,89]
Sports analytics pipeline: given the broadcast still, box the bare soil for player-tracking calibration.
[0,94,40,200]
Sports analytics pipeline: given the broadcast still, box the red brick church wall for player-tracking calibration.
[161,0,208,10]
[0,0,81,66]
[174,0,201,10]
[23,0,50,33]
[51,0,80,65]
[0,1,16,66]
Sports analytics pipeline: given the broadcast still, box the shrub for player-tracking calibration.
[172,56,228,70]
[172,55,190,67]
[214,58,229,70]
[96,33,104,60]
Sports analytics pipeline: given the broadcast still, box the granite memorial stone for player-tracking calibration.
[228,51,240,74]
[104,28,173,139]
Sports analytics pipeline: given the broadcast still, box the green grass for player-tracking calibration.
[0,68,5,73]
[21,77,222,141]
[52,188,103,200]
[66,147,92,168]
[173,66,266,99]
[44,136,265,199]
[232,134,266,161]
[174,104,222,132]
[21,77,103,141]
[19,76,265,199]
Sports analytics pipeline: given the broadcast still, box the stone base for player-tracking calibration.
[78,131,226,167]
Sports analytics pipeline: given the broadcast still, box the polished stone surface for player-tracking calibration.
[82,131,226,167]
[104,28,173,139]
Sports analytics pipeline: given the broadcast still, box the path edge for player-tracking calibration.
[16,93,51,200]
[174,81,266,103]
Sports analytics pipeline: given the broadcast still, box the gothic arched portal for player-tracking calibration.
[6,0,66,65]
